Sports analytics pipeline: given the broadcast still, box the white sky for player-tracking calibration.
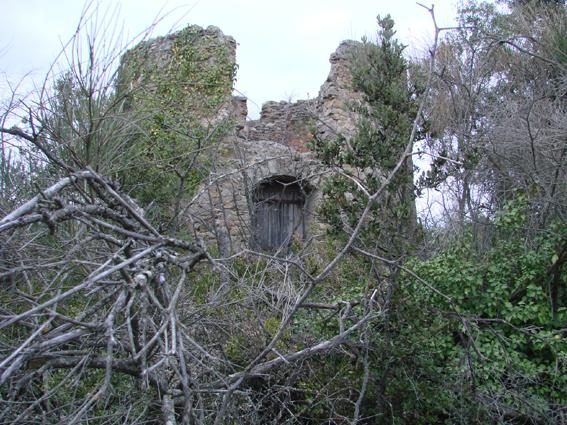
[1,0,458,119]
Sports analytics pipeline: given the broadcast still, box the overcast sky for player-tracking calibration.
[2,0,458,118]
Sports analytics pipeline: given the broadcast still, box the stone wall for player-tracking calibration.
[188,138,324,251]
[245,99,317,152]
[315,40,364,141]
[117,24,237,125]
[191,39,367,251]
[118,24,411,253]
[240,40,364,151]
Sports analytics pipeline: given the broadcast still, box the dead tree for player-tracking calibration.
[0,3,439,424]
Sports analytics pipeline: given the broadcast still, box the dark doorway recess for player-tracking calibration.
[252,176,309,251]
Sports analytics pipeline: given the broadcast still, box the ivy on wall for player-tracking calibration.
[116,25,237,225]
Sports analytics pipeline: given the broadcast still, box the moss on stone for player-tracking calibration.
[115,25,237,224]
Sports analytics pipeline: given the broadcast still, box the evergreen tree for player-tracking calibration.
[314,14,418,254]
[311,15,421,421]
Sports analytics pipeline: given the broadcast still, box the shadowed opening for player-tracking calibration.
[252,176,309,251]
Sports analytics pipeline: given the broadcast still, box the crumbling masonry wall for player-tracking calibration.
[187,38,367,251]
[119,25,401,252]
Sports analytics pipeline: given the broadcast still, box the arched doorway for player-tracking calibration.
[252,176,308,250]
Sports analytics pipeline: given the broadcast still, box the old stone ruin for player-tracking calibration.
[118,24,406,254]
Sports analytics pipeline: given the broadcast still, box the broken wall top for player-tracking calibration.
[117,23,364,152]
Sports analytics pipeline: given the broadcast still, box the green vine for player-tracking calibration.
[116,25,237,226]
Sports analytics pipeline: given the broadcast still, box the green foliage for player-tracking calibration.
[312,15,417,252]
[350,15,415,172]
[291,197,566,423]
[40,369,150,423]
[393,217,567,422]
[224,334,248,366]
[38,70,133,179]
[116,25,236,224]
[303,16,423,421]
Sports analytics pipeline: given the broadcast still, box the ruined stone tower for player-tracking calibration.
[118,24,413,253]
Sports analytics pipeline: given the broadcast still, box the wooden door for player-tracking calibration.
[253,180,305,250]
